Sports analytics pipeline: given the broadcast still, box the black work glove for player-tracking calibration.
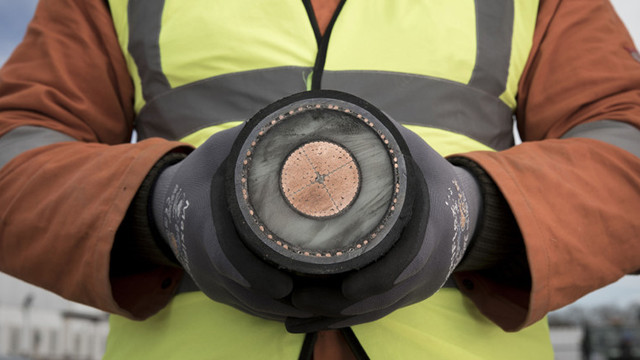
[286,121,483,332]
[151,125,311,321]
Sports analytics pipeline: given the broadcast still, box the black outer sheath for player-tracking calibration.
[223,90,418,276]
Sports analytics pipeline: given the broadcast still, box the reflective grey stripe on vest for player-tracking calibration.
[562,120,640,159]
[128,0,170,102]
[129,0,515,150]
[468,0,514,97]
[136,67,310,140]
[127,0,514,102]
[0,126,76,169]
[322,71,514,150]
[137,68,514,150]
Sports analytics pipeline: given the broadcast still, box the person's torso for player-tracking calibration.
[104,1,553,359]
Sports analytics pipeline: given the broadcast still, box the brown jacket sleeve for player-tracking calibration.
[454,0,640,331]
[0,0,189,319]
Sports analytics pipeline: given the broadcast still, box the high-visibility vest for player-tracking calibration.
[104,1,552,358]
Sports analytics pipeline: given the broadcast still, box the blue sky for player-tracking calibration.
[0,0,638,311]
[0,0,38,65]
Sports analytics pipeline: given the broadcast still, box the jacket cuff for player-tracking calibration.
[111,151,187,276]
[448,156,531,288]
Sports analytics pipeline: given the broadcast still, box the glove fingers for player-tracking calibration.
[342,169,430,301]
[325,303,402,330]
[325,292,423,330]
[210,166,294,299]
[199,282,286,321]
[239,257,294,299]
[286,290,424,333]
[285,316,347,334]
[214,228,294,299]
[215,275,312,319]
[215,291,290,322]
[198,125,245,157]
[290,285,354,317]
[340,278,414,316]
[190,258,308,320]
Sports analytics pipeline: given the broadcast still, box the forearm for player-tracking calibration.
[452,136,640,331]
[447,0,640,332]
[450,157,529,286]
[0,0,189,319]
[111,151,188,276]
[0,139,185,316]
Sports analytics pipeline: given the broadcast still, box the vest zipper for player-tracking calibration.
[298,332,317,360]
[302,0,323,45]
[299,3,370,359]
[341,327,370,360]
[302,0,348,90]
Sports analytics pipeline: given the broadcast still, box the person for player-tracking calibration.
[0,0,639,358]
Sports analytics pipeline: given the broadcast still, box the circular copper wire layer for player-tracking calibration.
[227,90,412,274]
[280,141,360,218]
[237,102,403,260]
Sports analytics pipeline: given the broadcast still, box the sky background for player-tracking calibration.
[0,0,638,311]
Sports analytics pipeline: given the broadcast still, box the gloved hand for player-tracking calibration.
[286,121,483,332]
[151,125,310,321]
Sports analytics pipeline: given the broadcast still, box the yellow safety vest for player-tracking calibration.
[104,0,552,358]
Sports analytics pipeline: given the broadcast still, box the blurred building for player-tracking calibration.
[550,303,640,360]
[552,325,640,360]
[0,274,108,360]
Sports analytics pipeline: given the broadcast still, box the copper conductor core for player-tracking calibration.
[280,141,360,218]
